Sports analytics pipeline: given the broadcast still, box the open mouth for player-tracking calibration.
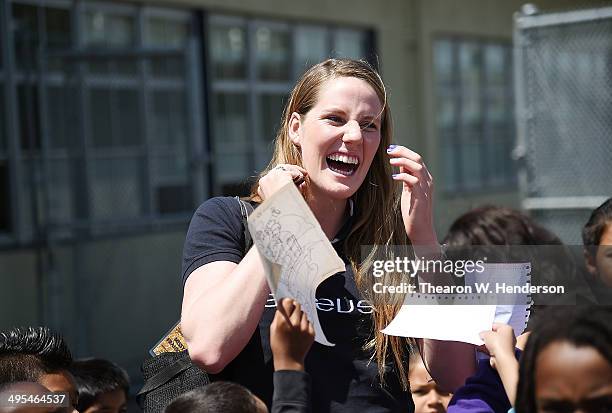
[326,153,359,176]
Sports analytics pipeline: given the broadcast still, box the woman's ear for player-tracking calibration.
[288,112,301,147]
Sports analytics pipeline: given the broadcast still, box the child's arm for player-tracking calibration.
[479,323,519,406]
[271,299,314,371]
[270,298,314,413]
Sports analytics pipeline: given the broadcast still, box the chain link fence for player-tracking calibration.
[514,5,612,243]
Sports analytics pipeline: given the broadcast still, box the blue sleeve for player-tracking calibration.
[181,197,246,285]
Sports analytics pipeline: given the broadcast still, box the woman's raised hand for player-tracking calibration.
[257,164,308,201]
[387,145,437,246]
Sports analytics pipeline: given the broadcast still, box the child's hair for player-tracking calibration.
[164,381,262,413]
[0,326,72,383]
[443,205,562,246]
[515,306,612,413]
[582,197,612,256]
[443,205,576,315]
[70,358,130,412]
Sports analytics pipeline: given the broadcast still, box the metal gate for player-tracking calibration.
[513,5,612,243]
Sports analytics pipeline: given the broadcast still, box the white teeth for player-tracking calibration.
[327,153,359,165]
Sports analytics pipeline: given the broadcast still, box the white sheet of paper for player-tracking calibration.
[382,304,496,345]
[247,182,345,346]
[382,263,531,345]
[465,263,532,338]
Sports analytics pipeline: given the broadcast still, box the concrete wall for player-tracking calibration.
[0,250,39,327]
[0,230,185,381]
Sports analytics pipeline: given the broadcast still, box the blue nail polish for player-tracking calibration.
[387,144,397,153]
[392,174,399,178]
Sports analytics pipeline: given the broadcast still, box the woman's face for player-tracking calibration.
[535,340,612,413]
[289,76,382,201]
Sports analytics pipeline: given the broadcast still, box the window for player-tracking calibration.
[81,5,195,224]
[208,15,372,195]
[434,38,515,193]
[3,1,198,241]
[11,1,74,238]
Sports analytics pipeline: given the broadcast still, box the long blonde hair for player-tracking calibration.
[250,59,413,389]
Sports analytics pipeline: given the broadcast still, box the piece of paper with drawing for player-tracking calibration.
[247,182,345,346]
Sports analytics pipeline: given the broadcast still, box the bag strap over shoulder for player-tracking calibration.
[235,196,254,253]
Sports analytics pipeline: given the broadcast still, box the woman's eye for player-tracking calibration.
[327,115,343,123]
[361,122,378,131]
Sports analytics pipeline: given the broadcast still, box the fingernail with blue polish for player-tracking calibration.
[392,174,399,179]
[387,144,397,153]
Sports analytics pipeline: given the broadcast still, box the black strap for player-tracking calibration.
[137,356,194,396]
[235,196,254,253]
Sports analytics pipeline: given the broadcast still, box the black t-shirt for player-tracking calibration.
[182,197,414,413]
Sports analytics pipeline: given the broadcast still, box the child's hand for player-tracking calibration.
[515,331,530,350]
[270,298,315,371]
[479,323,520,405]
[479,323,516,371]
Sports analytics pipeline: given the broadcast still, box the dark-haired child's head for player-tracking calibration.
[444,205,573,317]
[70,358,129,413]
[443,205,562,246]
[583,198,612,287]
[515,306,612,413]
[0,326,77,407]
[163,381,267,413]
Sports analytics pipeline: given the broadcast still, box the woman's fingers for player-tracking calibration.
[272,164,308,180]
[389,157,423,173]
[387,145,432,186]
[391,173,419,186]
[258,164,308,200]
[386,145,424,164]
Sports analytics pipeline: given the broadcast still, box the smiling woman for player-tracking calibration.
[286,75,381,204]
[180,59,472,412]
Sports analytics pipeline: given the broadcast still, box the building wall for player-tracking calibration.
[0,230,185,381]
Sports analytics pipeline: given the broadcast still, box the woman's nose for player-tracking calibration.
[342,120,363,142]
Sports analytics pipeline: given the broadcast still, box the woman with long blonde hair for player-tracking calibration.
[181,59,474,412]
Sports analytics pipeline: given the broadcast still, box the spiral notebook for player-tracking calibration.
[382,263,532,345]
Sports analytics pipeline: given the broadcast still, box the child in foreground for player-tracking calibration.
[515,306,612,413]
[70,358,130,413]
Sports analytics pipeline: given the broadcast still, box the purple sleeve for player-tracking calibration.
[447,350,521,413]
